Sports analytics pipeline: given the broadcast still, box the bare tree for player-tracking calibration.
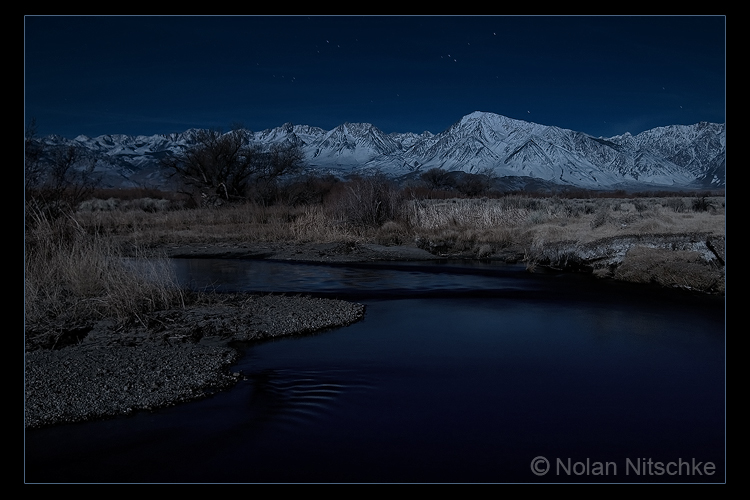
[248,142,306,204]
[25,119,44,200]
[25,120,98,221]
[456,167,497,197]
[420,167,456,192]
[327,172,404,228]
[161,128,304,205]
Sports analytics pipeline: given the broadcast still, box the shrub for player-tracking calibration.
[691,196,716,213]
[665,198,688,213]
[475,243,493,259]
[420,167,456,191]
[375,220,410,246]
[589,201,611,229]
[325,173,405,228]
[280,174,339,206]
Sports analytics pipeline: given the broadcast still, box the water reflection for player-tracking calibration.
[170,258,541,298]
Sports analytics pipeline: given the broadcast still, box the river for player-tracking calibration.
[25,259,725,483]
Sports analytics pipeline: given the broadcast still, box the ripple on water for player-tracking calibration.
[243,368,375,431]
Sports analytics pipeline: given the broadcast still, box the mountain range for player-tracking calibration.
[37,111,726,192]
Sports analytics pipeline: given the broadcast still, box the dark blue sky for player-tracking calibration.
[24,15,725,139]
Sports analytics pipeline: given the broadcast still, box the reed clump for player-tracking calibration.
[24,207,186,343]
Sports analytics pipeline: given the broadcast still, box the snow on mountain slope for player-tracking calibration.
[307,122,403,167]
[35,111,725,191]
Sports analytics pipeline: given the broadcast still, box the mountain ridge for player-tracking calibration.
[36,111,726,191]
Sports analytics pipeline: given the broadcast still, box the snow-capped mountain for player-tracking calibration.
[35,111,726,191]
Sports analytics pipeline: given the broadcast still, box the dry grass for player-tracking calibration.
[406,195,724,260]
[614,246,725,294]
[31,191,724,324]
[26,188,725,346]
[74,202,366,249]
[70,193,725,259]
[24,209,186,339]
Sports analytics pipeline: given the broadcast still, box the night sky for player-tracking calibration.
[24,15,726,140]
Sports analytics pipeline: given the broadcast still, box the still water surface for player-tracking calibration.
[25,259,725,483]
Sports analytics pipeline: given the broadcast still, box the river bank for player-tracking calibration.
[25,231,724,430]
[161,231,724,294]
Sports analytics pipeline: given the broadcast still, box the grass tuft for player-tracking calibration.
[25,208,185,346]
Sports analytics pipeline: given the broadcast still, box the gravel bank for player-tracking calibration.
[25,294,365,429]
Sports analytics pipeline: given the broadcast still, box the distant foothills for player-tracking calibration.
[33,111,725,192]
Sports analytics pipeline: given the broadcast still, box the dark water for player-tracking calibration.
[25,259,725,483]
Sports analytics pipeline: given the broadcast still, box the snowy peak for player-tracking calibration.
[254,122,327,146]
[35,111,725,191]
[454,111,550,136]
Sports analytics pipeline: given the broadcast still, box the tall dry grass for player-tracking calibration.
[407,195,725,257]
[24,208,185,338]
[70,192,725,261]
